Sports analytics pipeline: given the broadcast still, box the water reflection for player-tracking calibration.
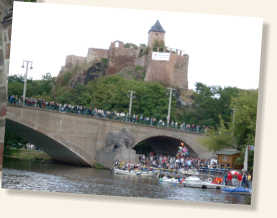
[1,159,251,205]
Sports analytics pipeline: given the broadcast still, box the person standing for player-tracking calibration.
[247,173,252,189]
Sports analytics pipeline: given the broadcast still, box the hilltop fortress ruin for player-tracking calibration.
[59,20,189,90]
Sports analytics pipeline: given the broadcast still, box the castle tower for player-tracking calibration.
[148,20,166,49]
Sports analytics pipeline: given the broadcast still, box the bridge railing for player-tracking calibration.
[7,101,206,135]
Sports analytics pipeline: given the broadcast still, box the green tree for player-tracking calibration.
[8,73,55,98]
[232,90,258,149]
[201,116,236,152]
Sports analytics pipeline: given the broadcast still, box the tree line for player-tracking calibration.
[7,73,258,164]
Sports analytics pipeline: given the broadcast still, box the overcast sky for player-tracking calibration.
[9,2,263,90]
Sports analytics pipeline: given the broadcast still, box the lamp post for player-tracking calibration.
[232,108,236,136]
[21,60,33,106]
[128,90,135,118]
[167,87,176,127]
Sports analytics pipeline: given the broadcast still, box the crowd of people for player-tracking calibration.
[115,142,217,172]
[8,95,209,133]
[137,143,213,170]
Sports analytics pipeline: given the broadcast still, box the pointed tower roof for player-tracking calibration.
[148,20,166,33]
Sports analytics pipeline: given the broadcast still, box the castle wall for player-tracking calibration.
[145,52,188,89]
[87,48,108,63]
[106,41,140,75]
[145,58,172,86]
[65,55,87,68]
[172,54,189,89]
[135,55,146,67]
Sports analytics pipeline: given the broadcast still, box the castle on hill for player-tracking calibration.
[61,20,189,90]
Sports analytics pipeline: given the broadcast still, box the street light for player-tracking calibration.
[232,108,236,136]
[128,90,136,118]
[167,87,176,127]
[21,60,33,106]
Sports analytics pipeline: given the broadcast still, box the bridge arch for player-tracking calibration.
[6,119,91,166]
[133,135,198,157]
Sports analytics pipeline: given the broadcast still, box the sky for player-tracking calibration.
[9,2,263,90]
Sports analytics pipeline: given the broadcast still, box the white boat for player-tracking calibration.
[159,176,180,184]
[113,168,154,176]
[113,168,140,176]
[183,176,224,189]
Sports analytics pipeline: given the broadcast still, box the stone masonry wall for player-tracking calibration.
[171,54,189,90]
[87,48,108,63]
[145,53,188,89]
[106,41,139,75]
[145,58,172,86]
[145,52,189,89]
[65,55,87,68]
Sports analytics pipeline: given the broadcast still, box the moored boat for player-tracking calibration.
[112,168,155,176]
[221,186,251,194]
[159,176,180,184]
[113,168,140,176]
[183,176,224,189]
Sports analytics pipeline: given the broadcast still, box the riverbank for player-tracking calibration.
[4,148,52,162]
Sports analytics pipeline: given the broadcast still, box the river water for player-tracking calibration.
[1,159,251,205]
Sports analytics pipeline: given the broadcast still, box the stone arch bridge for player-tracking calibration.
[6,106,213,167]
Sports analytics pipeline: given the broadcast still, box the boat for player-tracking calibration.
[113,168,154,176]
[159,176,180,184]
[222,186,251,194]
[183,176,224,189]
[112,168,141,176]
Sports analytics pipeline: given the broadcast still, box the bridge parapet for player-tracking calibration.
[7,104,206,135]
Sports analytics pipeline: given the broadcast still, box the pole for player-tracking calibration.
[243,145,248,172]
[167,88,173,127]
[232,108,236,136]
[22,60,33,106]
[128,90,134,117]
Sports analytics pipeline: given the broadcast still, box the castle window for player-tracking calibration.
[115,41,119,48]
